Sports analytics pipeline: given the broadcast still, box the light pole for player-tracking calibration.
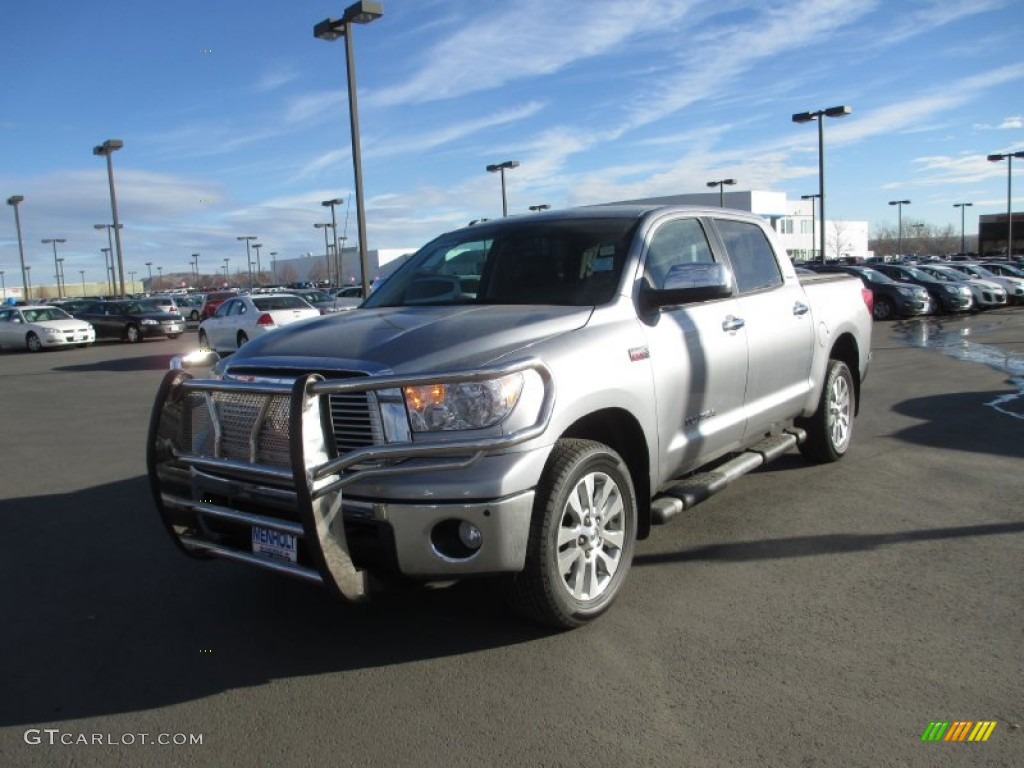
[792,105,852,264]
[270,252,278,283]
[952,203,973,254]
[6,196,29,301]
[314,223,333,284]
[223,257,230,282]
[25,265,32,299]
[801,194,820,261]
[529,204,550,212]
[191,253,200,285]
[315,1,383,298]
[706,178,736,208]
[145,261,153,292]
[93,139,126,297]
[889,200,911,258]
[157,266,163,291]
[252,243,263,285]
[987,151,1024,258]
[486,160,520,218]
[103,248,113,295]
[42,238,67,298]
[57,258,66,297]
[129,270,136,293]
[237,236,257,291]
[79,269,86,297]
[322,197,344,285]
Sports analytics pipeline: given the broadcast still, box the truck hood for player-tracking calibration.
[225,305,592,374]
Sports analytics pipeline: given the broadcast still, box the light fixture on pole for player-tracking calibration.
[42,238,67,298]
[93,139,126,297]
[322,197,344,286]
[529,204,550,212]
[486,160,520,218]
[223,257,230,281]
[191,253,200,284]
[79,270,86,297]
[792,105,852,264]
[800,194,820,261]
[952,203,973,254]
[269,251,278,283]
[987,151,1024,258]
[315,1,383,298]
[237,236,257,291]
[252,243,263,285]
[6,196,29,301]
[888,200,911,258]
[706,178,736,207]
[314,223,333,284]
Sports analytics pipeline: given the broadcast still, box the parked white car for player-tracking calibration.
[916,264,1007,309]
[945,263,1024,305]
[197,293,319,353]
[0,305,95,352]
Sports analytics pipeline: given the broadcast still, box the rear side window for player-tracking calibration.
[715,219,783,294]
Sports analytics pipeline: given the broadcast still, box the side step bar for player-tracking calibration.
[650,428,806,525]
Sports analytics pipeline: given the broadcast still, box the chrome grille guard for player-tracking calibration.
[147,359,555,601]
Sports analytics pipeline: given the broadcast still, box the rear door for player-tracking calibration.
[710,217,814,437]
[638,215,749,480]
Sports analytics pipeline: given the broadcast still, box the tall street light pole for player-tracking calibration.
[314,223,333,284]
[102,249,113,294]
[6,196,29,301]
[93,139,126,297]
[315,1,383,298]
[486,160,520,217]
[322,197,344,286]
[57,258,66,297]
[79,270,86,297]
[888,200,911,258]
[25,265,32,299]
[801,194,820,261]
[706,178,736,207]
[987,151,1024,258]
[192,253,200,285]
[237,236,257,291]
[792,105,852,264]
[953,202,973,254]
[270,252,278,283]
[252,243,263,285]
[223,258,230,282]
[529,204,550,212]
[42,238,67,299]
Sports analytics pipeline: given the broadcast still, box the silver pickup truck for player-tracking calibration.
[148,205,872,628]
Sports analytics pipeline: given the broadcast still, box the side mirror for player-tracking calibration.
[641,262,734,311]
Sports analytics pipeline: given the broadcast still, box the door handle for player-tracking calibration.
[722,315,745,332]
[793,302,810,316]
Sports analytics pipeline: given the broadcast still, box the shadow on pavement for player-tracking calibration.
[0,477,553,727]
[634,521,1024,566]
[889,387,1024,458]
[53,354,181,373]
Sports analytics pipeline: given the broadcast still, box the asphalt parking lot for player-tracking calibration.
[1,312,1021,767]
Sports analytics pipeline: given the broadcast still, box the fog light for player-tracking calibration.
[458,521,482,550]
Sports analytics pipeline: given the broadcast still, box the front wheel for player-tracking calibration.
[236,331,249,349]
[509,439,637,629]
[797,359,854,463]
[26,332,42,353]
[872,297,894,321]
[125,324,141,343]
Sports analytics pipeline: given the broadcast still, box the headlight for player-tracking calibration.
[141,318,159,325]
[896,287,917,298]
[404,373,524,432]
[43,327,63,335]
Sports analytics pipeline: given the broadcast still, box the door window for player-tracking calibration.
[715,219,782,294]
[643,218,715,289]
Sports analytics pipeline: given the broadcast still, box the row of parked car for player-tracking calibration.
[805,260,1024,320]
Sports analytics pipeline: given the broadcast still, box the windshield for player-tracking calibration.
[364,217,638,308]
[22,307,72,322]
[962,265,995,278]
[923,267,965,282]
[854,267,893,284]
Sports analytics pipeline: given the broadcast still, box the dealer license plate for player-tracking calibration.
[252,526,297,563]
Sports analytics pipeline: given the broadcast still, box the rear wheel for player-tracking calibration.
[125,324,141,343]
[25,332,42,353]
[190,310,200,321]
[872,296,894,321]
[509,439,637,629]
[798,359,854,463]
[237,331,249,348]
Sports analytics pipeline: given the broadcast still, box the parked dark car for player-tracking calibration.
[199,291,238,321]
[870,263,973,314]
[807,264,932,320]
[74,299,186,343]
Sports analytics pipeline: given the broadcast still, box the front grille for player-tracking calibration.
[184,391,293,468]
[328,391,382,454]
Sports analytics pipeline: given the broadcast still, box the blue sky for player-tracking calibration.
[1,0,1022,288]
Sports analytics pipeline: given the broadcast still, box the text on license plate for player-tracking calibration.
[252,526,297,562]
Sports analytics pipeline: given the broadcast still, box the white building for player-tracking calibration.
[269,246,416,286]
[610,190,870,262]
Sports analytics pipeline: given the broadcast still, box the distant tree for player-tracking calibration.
[308,261,327,283]
[279,264,298,285]
[827,220,854,260]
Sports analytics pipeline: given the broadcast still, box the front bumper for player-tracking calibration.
[42,329,95,346]
[142,321,185,338]
[147,360,554,601]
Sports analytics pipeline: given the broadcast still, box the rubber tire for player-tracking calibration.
[190,310,200,322]
[26,332,42,353]
[167,334,180,339]
[237,331,248,348]
[797,359,854,464]
[872,297,894,321]
[509,439,637,629]
[125,324,141,343]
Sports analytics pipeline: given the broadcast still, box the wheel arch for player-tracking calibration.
[828,332,862,416]
[560,407,652,540]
